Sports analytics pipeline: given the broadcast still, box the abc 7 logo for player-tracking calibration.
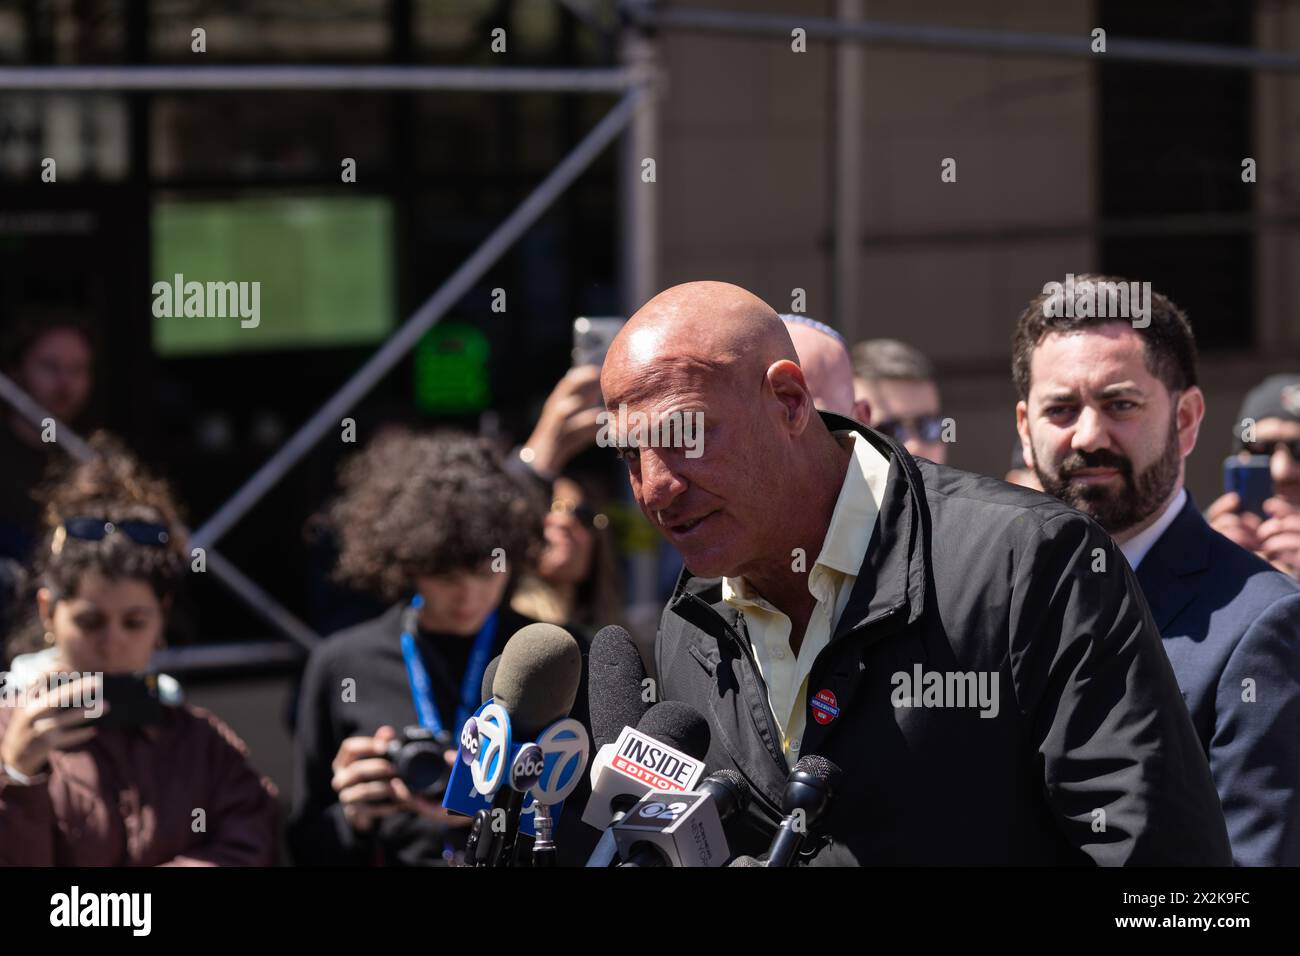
[459,717,480,765]
[471,703,511,795]
[510,743,547,791]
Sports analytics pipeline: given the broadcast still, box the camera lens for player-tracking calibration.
[392,727,453,799]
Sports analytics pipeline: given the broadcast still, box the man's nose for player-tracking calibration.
[637,447,686,513]
[1070,406,1109,453]
[1271,445,1300,485]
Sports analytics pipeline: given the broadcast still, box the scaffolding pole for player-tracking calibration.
[192,87,645,550]
[833,0,865,344]
[0,65,636,92]
[631,3,1300,72]
[617,14,662,647]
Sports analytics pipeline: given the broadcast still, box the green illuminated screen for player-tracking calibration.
[413,322,491,415]
[152,196,394,355]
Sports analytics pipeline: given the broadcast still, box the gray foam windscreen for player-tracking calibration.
[491,623,582,738]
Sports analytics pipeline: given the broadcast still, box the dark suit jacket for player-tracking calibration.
[1136,495,1300,866]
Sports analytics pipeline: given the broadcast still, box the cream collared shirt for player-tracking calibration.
[721,430,890,758]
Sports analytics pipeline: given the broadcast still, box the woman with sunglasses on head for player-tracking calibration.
[0,436,278,866]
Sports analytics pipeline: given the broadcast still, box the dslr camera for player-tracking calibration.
[385,726,454,800]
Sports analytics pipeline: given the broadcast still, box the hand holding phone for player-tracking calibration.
[522,365,605,477]
[1223,455,1274,518]
[91,674,168,729]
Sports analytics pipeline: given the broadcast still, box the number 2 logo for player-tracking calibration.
[640,801,688,820]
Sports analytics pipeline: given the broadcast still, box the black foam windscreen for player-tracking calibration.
[491,623,582,739]
[588,624,651,749]
[700,769,751,821]
[793,754,842,787]
[635,699,711,760]
[481,655,501,705]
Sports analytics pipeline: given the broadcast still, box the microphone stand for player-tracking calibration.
[465,809,488,866]
[531,803,557,867]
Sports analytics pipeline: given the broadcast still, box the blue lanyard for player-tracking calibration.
[400,595,498,736]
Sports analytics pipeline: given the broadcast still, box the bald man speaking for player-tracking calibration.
[600,281,1229,866]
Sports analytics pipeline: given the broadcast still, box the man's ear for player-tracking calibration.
[1015,401,1035,470]
[37,587,54,632]
[767,360,815,433]
[852,397,872,425]
[1177,386,1205,458]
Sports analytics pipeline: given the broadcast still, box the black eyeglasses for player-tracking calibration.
[1239,439,1300,459]
[875,414,945,444]
[63,516,171,547]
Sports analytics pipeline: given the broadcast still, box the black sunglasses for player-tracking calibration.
[63,516,171,547]
[1239,439,1300,459]
[550,498,609,531]
[876,414,945,444]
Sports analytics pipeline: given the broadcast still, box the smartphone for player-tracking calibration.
[572,317,625,368]
[92,674,168,729]
[1223,454,1273,518]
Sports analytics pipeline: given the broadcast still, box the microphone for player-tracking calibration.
[613,769,751,867]
[480,655,501,704]
[583,701,710,866]
[582,700,709,831]
[475,624,584,867]
[638,701,710,762]
[491,624,582,739]
[763,754,842,867]
[588,625,652,749]
[728,855,764,867]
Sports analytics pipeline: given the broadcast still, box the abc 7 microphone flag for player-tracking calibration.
[444,696,590,832]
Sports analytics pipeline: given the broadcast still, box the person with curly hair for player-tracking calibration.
[0,435,278,865]
[288,429,558,866]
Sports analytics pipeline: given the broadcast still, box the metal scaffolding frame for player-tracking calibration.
[633,3,1300,72]
[191,86,644,551]
[0,65,635,92]
[3,1,1294,666]
[0,61,654,664]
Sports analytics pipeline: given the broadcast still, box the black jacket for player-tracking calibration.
[655,413,1232,866]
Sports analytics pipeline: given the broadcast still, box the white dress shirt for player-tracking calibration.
[1119,487,1187,571]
